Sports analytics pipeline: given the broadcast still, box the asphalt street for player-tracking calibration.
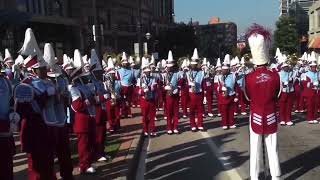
[138,111,320,180]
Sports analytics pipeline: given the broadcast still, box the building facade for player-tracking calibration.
[308,0,320,48]
[0,0,174,59]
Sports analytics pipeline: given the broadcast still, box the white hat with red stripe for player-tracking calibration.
[62,54,74,71]
[141,57,151,72]
[121,52,128,64]
[166,50,175,67]
[43,43,62,77]
[20,28,47,69]
[222,54,231,69]
[70,49,84,78]
[191,48,199,65]
[106,57,116,74]
[4,49,13,63]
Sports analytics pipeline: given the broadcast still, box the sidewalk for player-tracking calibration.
[13,107,144,180]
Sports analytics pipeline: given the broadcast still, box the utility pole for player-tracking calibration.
[138,0,143,57]
[92,0,101,58]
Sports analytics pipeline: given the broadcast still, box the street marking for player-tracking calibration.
[200,131,243,180]
[148,167,190,180]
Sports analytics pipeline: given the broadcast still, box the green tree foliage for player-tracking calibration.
[274,15,299,54]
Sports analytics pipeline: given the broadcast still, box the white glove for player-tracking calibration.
[103,94,109,100]
[85,99,91,106]
[222,86,227,91]
[164,85,172,90]
[143,88,149,93]
[95,96,100,103]
[307,82,311,88]
[234,98,239,102]
[289,78,293,82]
[314,82,319,86]
[68,85,73,91]
[47,86,56,96]
[283,81,288,86]
[173,89,178,94]
[189,82,195,87]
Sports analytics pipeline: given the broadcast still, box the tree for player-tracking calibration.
[274,15,299,54]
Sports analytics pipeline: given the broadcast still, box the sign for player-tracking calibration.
[143,42,148,55]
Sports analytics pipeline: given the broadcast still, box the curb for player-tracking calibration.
[126,132,145,180]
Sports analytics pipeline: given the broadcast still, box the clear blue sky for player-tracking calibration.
[174,0,279,34]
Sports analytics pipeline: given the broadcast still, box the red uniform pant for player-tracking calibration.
[181,90,189,116]
[141,98,156,133]
[307,95,317,121]
[156,87,164,109]
[221,101,235,127]
[77,132,95,173]
[214,83,222,114]
[48,126,73,180]
[294,84,303,111]
[166,95,179,130]
[279,92,294,123]
[132,86,140,107]
[205,90,213,114]
[121,85,133,117]
[95,106,107,158]
[106,100,121,131]
[0,136,15,180]
[189,93,204,128]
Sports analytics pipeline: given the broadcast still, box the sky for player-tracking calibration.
[174,0,279,34]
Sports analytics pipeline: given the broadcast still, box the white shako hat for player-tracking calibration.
[191,48,199,64]
[202,58,208,67]
[62,54,74,71]
[216,58,222,70]
[70,49,85,78]
[281,55,289,68]
[43,43,62,77]
[90,49,102,71]
[15,55,24,66]
[240,57,245,66]
[309,51,318,66]
[106,57,116,74]
[141,57,151,72]
[129,56,135,66]
[4,48,13,63]
[230,58,236,67]
[166,50,175,67]
[299,52,308,61]
[234,56,240,67]
[246,24,271,66]
[222,54,231,70]
[161,59,167,69]
[20,28,47,69]
[274,48,281,58]
[121,52,128,64]
[150,55,156,67]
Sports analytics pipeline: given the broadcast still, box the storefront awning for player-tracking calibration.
[309,37,320,49]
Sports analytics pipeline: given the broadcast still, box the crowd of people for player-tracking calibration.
[1,24,320,180]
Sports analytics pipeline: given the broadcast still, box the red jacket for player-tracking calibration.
[245,67,280,135]
[72,98,95,133]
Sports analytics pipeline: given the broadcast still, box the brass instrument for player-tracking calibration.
[165,73,173,96]
[189,71,196,93]
[104,73,117,106]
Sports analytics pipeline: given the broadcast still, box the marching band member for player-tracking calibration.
[180,58,190,118]
[3,49,14,80]
[214,58,223,116]
[203,58,215,117]
[301,54,319,124]
[0,60,15,180]
[118,52,135,118]
[188,48,205,132]
[103,58,122,133]
[217,54,237,130]
[278,61,294,126]
[164,51,180,134]
[131,56,141,108]
[16,28,56,180]
[236,57,248,115]
[139,58,157,136]
[69,49,97,174]
[89,49,110,162]
[292,58,303,113]
[245,24,281,180]
[44,43,74,179]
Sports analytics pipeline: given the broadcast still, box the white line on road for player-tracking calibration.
[200,131,243,180]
